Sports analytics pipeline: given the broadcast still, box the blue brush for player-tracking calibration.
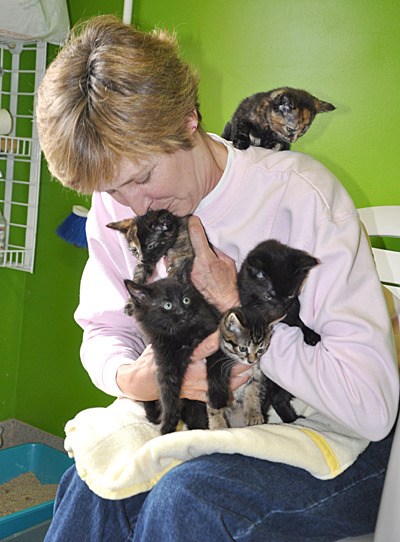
[56,205,89,249]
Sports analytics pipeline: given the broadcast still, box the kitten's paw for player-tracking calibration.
[304,330,321,346]
[207,406,229,430]
[160,411,180,434]
[143,401,161,424]
[160,421,179,435]
[271,142,288,151]
[233,137,251,150]
[245,411,265,426]
[124,299,135,316]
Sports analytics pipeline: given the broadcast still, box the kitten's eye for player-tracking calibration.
[163,302,173,310]
[147,242,156,250]
[257,347,267,355]
[182,296,191,306]
[239,346,248,353]
[256,271,266,279]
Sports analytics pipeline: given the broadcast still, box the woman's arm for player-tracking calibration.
[264,213,399,441]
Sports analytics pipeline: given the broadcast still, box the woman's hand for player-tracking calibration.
[118,218,245,403]
[116,344,159,401]
[185,331,250,402]
[188,216,240,312]
[116,339,250,403]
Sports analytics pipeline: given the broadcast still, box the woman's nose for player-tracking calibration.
[111,186,151,215]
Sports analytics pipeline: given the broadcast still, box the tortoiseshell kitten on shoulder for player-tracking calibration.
[222,87,335,151]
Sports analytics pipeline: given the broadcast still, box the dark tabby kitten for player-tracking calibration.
[207,306,299,429]
[222,87,335,151]
[107,210,193,283]
[124,276,222,435]
[238,239,321,346]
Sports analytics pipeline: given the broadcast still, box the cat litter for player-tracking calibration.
[0,443,73,539]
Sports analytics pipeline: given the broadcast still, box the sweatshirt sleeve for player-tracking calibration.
[262,201,399,441]
[74,193,147,397]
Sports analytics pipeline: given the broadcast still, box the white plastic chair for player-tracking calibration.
[337,205,400,542]
[358,205,400,299]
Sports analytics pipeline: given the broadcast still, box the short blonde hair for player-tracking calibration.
[36,15,203,193]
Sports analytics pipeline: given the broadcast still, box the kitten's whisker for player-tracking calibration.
[221,359,240,378]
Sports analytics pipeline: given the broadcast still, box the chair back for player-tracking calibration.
[358,206,400,299]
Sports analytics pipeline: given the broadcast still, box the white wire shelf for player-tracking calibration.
[0,135,32,157]
[0,40,46,272]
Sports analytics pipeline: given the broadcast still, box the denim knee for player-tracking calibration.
[133,446,391,542]
[46,465,148,542]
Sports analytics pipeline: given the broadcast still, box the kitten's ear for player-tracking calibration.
[290,253,319,295]
[247,263,267,279]
[315,99,335,113]
[175,264,192,284]
[124,279,148,305]
[223,310,243,334]
[106,218,135,234]
[270,312,287,327]
[297,253,319,273]
[276,93,291,113]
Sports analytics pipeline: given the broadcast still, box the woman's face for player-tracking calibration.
[99,134,227,217]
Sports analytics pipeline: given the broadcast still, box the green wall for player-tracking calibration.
[134,0,400,207]
[1,0,399,438]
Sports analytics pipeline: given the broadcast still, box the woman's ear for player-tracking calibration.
[187,109,199,133]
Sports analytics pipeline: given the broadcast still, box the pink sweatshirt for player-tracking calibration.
[75,141,399,441]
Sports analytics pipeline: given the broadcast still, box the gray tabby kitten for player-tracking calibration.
[207,306,298,429]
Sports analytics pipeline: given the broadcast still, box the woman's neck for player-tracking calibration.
[197,131,228,196]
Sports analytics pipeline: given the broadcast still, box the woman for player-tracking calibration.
[36,15,398,542]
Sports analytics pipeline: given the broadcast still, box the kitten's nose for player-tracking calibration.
[248,353,257,364]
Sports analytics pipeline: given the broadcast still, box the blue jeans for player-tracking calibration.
[44,430,393,542]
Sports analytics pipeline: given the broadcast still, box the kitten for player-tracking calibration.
[207,306,299,429]
[238,239,320,345]
[124,276,222,435]
[107,210,194,283]
[222,87,335,151]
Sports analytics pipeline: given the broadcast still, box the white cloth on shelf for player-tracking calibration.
[0,0,70,44]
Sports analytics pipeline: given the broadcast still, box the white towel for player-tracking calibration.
[64,398,369,500]
[0,0,70,44]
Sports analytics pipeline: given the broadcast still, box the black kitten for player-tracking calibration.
[238,239,320,346]
[222,87,335,151]
[107,210,193,283]
[124,277,222,435]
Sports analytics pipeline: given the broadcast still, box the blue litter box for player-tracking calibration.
[0,443,74,540]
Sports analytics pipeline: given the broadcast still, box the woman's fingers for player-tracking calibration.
[188,215,215,262]
[191,331,220,361]
[188,216,240,312]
